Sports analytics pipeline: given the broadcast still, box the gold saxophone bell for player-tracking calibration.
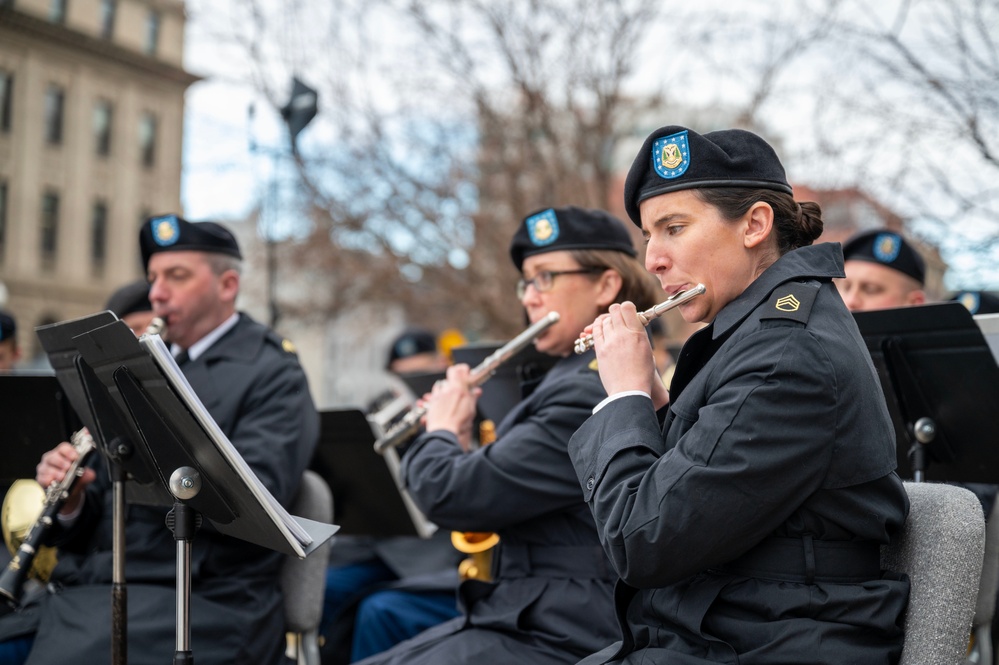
[452,531,500,581]
[2,480,58,583]
[451,419,501,582]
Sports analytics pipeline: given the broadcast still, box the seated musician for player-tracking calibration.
[320,328,462,664]
[835,228,927,312]
[355,206,659,665]
[104,279,158,336]
[568,125,910,664]
[0,311,20,372]
[0,216,319,665]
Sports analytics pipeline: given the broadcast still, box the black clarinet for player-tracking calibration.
[0,429,96,614]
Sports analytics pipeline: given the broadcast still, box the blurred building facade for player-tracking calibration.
[0,0,196,362]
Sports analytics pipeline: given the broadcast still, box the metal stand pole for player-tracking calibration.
[168,467,201,665]
[111,464,127,665]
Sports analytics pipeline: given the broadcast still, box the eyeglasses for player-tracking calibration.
[516,269,600,299]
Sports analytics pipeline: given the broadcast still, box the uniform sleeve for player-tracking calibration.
[226,354,319,507]
[402,372,605,532]
[569,326,838,588]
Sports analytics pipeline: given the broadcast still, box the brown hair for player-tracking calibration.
[693,188,823,256]
[570,248,661,312]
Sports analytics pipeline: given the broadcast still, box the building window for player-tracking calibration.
[40,191,60,268]
[0,181,7,264]
[144,11,160,55]
[99,0,116,39]
[44,85,64,145]
[49,0,67,24]
[93,99,112,156]
[0,71,12,133]
[91,200,107,274]
[139,112,156,167]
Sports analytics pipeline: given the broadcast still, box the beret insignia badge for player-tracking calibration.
[151,215,180,247]
[527,208,559,247]
[873,233,901,263]
[959,292,980,314]
[652,130,690,179]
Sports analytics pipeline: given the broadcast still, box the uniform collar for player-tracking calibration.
[711,242,844,339]
[171,312,239,361]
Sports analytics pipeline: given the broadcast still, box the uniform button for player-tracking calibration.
[586,477,595,490]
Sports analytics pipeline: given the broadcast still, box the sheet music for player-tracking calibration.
[974,313,999,364]
[140,334,313,550]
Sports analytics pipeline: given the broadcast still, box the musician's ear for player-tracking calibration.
[217,269,240,305]
[906,289,926,306]
[594,269,623,309]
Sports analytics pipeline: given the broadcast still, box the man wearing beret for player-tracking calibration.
[0,310,20,372]
[0,215,319,665]
[104,279,157,336]
[952,290,999,316]
[836,228,927,311]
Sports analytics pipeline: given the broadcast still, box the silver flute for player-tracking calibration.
[574,283,706,354]
[141,316,166,338]
[373,311,561,454]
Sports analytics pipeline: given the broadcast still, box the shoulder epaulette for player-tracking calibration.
[760,280,820,325]
[264,327,298,355]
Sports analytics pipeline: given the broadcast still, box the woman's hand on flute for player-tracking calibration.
[424,364,481,451]
[590,302,665,406]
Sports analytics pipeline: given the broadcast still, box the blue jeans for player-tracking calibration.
[321,559,397,638]
[0,636,33,665]
[351,590,459,662]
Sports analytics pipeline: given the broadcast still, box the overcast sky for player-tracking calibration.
[178,0,999,292]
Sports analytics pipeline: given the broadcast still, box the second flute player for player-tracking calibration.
[354,207,658,665]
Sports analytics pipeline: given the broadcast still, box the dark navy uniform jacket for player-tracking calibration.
[12,313,319,665]
[569,243,910,665]
[357,351,619,665]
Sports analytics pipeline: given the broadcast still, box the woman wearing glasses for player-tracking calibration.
[356,206,658,665]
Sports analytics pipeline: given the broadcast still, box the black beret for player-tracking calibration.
[951,291,999,316]
[623,125,792,226]
[842,229,925,285]
[509,206,637,271]
[105,280,152,318]
[387,328,438,367]
[140,214,242,270]
[0,309,15,342]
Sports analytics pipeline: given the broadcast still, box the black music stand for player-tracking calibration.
[397,370,445,402]
[311,409,436,539]
[855,302,999,483]
[41,314,338,665]
[36,311,170,665]
[0,374,79,485]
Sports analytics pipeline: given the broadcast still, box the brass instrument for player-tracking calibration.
[373,312,561,454]
[451,419,500,581]
[0,429,96,612]
[574,284,706,354]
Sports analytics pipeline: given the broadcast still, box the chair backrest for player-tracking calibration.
[966,503,999,665]
[281,469,334,633]
[881,482,986,665]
